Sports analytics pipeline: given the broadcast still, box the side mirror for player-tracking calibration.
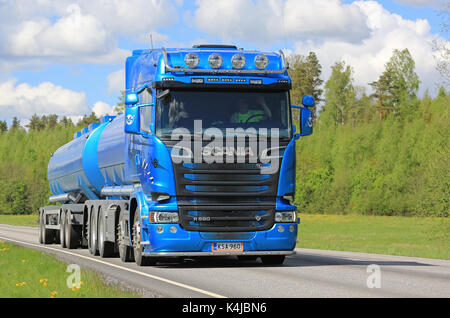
[302,95,315,108]
[299,107,313,136]
[125,93,138,106]
[125,104,154,136]
[291,105,313,138]
[125,105,140,134]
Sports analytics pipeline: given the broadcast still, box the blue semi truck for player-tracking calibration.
[38,44,314,266]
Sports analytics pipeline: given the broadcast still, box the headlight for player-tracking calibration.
[150,212,179,223]
[185,53,199,68]
[254,54,269,70]
[275,211,296,223]
[231,54,246,69]
[208,53,223,68]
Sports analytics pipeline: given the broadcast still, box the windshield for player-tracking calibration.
[156,89,291,139]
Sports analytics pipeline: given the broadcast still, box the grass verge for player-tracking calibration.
[0,214,38,227]
[0,240,138,298]
[297,214,450,260]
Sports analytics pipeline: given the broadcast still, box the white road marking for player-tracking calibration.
[0,235,226,298]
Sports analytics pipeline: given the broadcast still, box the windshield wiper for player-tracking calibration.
[156,89,170,99]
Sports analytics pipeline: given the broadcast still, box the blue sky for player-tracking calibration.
[0,0,448,125]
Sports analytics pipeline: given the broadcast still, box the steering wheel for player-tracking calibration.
[244,113,269,124]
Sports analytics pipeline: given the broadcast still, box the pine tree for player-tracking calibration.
[26,114,41,131]
[10,117,21,130]
[0,120,7,133]
[114,91,126,113]
[370,49,420,119]
[288,52,323,119]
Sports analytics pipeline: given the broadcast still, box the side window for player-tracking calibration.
[140,105,153,133]
[138,88,153,104]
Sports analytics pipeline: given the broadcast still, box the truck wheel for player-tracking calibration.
[38,211,43,244]
[88,211,99,255]
[132,210,156,266]
[117,218,134,262]
[40,211,55,244]
[60,211,66,248]
[98,207,114,257]
[261,255,285,265]
[65,211,80,249]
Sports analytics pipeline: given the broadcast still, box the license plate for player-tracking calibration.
[212,242,243,253]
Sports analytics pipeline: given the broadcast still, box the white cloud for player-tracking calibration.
[107,69,125,94]
[0,79,91,118]
[193,0,371,46]
[92,101,115,117]
[0,1,178,70]
[76,0,178,35]
[0,3,129,68]
[294,1,447,95]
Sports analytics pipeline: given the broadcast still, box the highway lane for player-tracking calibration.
[0,224,449,298]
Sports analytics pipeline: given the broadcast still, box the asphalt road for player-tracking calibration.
[0,224,449,298]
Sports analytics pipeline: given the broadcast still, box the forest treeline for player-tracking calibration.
[0,48,448,216]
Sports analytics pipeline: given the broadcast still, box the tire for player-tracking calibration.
[60,211,66,248]
[117,217,134,262]
[38,211,43,244]
[98,207,115,257]
[88,210,99,255]
[65,211,80,249]
[132,210,156,266]
[261,255,285,265]
[41,211,55,244]
[237,255,258,262]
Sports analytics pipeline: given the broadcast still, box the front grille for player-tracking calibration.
[179,205,274,232]
[173,162,280,198]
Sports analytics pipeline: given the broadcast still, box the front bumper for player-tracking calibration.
[140,222,298,255]
[142,250,295,257]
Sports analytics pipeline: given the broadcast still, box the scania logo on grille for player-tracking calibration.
[255,216,262,221]
[202,146,255,157]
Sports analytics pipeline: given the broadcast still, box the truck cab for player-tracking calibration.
[123,45,314,265]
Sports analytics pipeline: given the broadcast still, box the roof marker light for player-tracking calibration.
[254,54,269,70]
[208,53,223,69]
[184,53,199,68]
[231,54,246,69]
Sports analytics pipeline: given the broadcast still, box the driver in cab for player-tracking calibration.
[230,96,272,124]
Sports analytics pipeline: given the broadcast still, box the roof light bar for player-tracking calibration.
[161,47,287,75]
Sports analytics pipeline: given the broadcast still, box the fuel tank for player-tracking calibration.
[47,115,128,199]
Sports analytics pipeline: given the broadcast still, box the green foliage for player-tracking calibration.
[369,48,420,120]
[322,61,356,126]
[296,92,450,217]
[113,91,126,114]
[0,123,78,214]
[76,112,99,128]
[288,52,323,119]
